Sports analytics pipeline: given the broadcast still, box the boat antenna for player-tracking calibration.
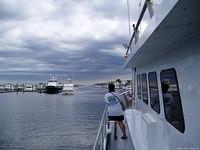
[126,0,131,37]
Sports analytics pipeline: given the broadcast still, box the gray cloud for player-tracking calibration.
[0,0,131,83]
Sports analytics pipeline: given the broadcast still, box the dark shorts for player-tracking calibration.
[108,115,124,121]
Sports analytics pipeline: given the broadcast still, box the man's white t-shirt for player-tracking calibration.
[104,92,124,116]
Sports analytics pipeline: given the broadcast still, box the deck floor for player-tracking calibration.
[108,120,135,150]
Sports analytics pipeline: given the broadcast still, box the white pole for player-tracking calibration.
[127,0,131,37]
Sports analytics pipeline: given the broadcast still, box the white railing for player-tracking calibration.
[92,106,109,150]
[125,0,152,57]
[92,90,133,150]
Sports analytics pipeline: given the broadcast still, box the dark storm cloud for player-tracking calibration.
[21,35,127,71]
[0,3,21,20]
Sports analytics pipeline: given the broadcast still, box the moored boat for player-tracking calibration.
[62,79,74,95]
[24,84,33,92]
[46,76,60,94]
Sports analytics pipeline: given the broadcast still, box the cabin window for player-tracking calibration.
[148,72,160,114]
[137,75,141,99]
[142,73,148,104]
[160,68,185,133]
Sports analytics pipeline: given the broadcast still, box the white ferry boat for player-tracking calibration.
[93,0,200,150]
[62,79,74,95]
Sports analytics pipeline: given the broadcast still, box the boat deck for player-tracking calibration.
[108,120,135,150]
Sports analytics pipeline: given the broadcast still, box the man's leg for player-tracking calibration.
[117,121,127,139]
[114,121,117,139]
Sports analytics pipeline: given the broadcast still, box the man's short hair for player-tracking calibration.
[108,83,115,92]
[162,83,169,93]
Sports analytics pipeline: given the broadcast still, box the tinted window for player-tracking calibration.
[148,72,160,113]
[161,68,185,133]
[142,73,148,104]
[137,75,141,99]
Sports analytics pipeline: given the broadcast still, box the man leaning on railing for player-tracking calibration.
[104,83,128,140]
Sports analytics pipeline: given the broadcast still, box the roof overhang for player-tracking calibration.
[123,0,200,69]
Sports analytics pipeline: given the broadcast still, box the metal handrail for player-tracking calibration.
[125,0,151,56]
[92,91,132,150]
[92,106,108,150]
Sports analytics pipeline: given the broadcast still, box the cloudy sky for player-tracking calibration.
[0,0,137,84]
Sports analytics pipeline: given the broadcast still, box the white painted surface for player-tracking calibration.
[62,83,74,94]
[47,81,58,87]
[123,0,200,149]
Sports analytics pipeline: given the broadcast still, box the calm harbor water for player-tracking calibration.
[0,86,106,150]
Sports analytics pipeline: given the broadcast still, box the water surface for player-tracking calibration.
[0,86,106,150]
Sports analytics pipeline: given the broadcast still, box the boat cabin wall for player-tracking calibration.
[132,34,200,149]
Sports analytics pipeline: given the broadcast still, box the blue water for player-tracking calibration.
[0,86,106,150]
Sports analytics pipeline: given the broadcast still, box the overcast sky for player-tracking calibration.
[0,0,138,84]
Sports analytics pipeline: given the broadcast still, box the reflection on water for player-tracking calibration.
[0,86,106,150]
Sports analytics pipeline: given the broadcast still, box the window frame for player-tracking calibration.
[148,71,160,114]
[160,68,185,133]
[141,73,148,105]
[137,74,142,99]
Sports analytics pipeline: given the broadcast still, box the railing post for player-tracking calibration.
[100,130,103,150]
[92,106,107,150]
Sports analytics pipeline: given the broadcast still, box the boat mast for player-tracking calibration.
[126,0,131,38]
